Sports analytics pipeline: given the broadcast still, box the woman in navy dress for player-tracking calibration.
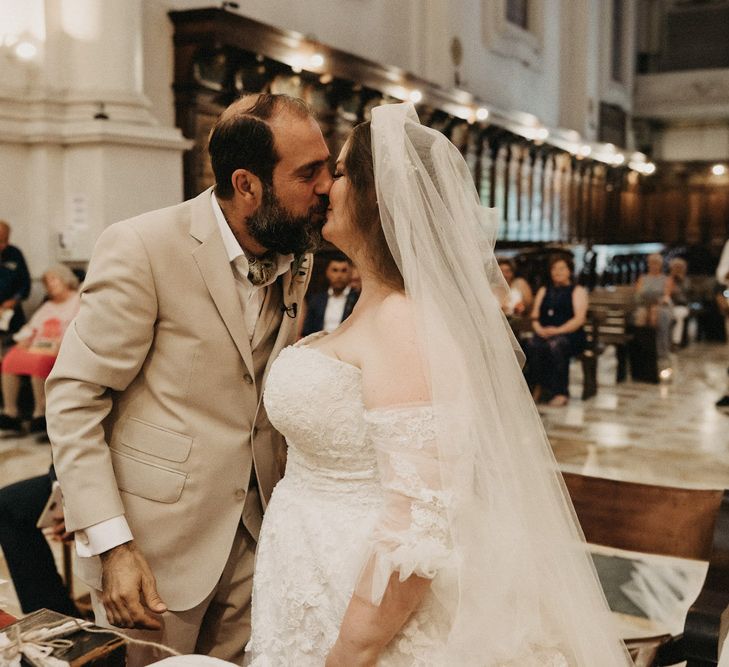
[527,256,588,406]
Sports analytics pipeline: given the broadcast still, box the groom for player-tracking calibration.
[46,93,332,665]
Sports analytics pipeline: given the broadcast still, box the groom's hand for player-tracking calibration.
[99,541,167,630]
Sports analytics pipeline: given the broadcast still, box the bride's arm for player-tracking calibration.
[326,575,431,666]
[327,294,447,666]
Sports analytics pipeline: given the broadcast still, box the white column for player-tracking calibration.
[558,0,599,140]
[41,0,154,123]
[0,0,191,278]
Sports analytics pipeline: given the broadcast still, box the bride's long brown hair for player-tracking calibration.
[344,121,405,292]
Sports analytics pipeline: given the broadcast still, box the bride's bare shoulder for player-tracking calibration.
[361,291,429,405]
[372,291,418,344]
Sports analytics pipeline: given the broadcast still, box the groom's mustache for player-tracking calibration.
[311,196,329,219]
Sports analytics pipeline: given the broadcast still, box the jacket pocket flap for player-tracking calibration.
[111,449,186,504]
[119,418,192,463]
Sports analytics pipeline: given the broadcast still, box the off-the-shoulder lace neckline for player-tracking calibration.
[293,332,362,375]
[292,333,433,415]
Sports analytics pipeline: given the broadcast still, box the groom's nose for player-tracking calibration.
[314,169,334,196]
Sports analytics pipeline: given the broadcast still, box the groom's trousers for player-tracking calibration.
[91,512,258,667]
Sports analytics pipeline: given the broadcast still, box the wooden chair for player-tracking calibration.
[588,287,636,383]
[563,472,729,666]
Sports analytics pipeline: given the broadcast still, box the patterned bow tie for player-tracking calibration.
[237,252,279,286]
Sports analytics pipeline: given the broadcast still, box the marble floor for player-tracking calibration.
[1,341,728,631]
[550,341,729,489]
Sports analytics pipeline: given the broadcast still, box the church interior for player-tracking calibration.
[1,1,729,665]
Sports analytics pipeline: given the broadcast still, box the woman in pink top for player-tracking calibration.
[0,264,80,434]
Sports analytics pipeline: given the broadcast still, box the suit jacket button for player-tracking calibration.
[243,374,253,385]
[235,488,246,501]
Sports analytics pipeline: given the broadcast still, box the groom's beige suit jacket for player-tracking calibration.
[46,187,310,611]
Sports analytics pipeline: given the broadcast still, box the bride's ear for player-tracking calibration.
[231,169,263,211]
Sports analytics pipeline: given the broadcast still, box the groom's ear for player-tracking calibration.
[231,169,263,212]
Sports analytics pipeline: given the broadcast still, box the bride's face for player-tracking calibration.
[322,143,355,249]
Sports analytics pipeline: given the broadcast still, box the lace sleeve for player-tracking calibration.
[356,405,453,606]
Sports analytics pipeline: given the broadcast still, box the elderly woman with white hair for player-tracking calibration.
[634,253,674,360]
[0,264,80,434]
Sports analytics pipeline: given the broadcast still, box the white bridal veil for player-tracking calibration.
[369,102,632,665]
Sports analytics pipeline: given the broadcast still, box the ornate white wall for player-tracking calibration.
[162,0,634,140]
[0,0,640,276]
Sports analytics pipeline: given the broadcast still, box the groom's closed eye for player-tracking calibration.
[295,160,328,181]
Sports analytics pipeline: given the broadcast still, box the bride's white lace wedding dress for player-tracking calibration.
[245,333,568,667]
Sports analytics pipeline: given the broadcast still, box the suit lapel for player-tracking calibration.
[190,189,256,381]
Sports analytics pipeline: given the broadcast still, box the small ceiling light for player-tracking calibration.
[643,163,656,175]
[310,53,325,68]
[290,55,305,73]
[613,153,625,165]
[389,85,408,101]
[408,89,423,104]
[452,105,472,121]
[13,40,38,61]
[476,107,489,121]
[711,163,726,176]
[578,144,592,158]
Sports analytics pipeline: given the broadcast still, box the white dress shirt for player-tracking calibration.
[322,286,351,333]
[211,192,293,341]
[75,192,293,558]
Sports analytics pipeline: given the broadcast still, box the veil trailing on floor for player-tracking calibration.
[370,103,632,665]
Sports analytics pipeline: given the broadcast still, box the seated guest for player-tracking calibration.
[498,258,533,316]
[668,257,690,346]
[0,220,31,340]
[0,466,79,616]
[634,253,673,360]
[301,254,359,337]
[527,256,587,407]
[0,264,80,433]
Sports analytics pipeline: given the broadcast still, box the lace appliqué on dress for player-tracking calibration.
[356,406,454,606]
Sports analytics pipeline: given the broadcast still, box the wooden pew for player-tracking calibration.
[587,286,636,382]
[563,472,729,666]
[579,309,601,400]
[509,312,601,401]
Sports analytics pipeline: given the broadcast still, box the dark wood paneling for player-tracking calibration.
[170,8,729,248]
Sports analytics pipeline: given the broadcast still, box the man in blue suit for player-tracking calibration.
[301,255,359,337]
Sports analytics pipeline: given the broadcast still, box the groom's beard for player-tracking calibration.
[248,185,328,256]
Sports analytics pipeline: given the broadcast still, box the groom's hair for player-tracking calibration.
[209,93,311,199]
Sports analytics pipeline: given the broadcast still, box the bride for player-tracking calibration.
[246,102,631,666]
[156,103,632,666]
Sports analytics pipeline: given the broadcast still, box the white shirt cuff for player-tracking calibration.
[75,515,133,558]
